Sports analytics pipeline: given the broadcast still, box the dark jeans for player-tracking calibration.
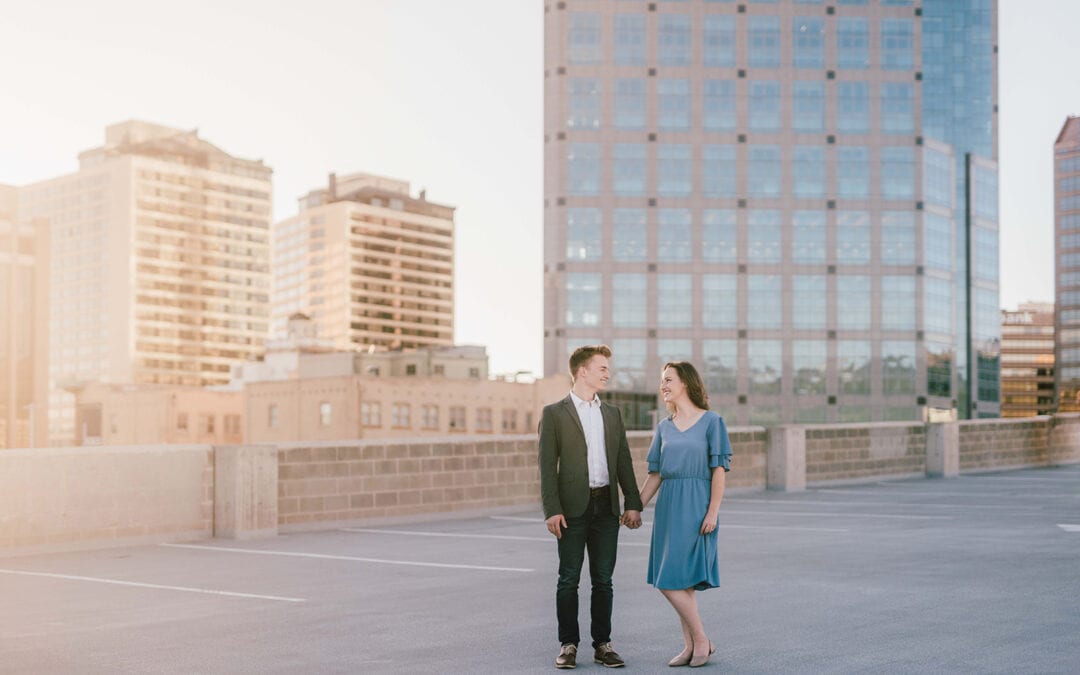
[556,490,620,648]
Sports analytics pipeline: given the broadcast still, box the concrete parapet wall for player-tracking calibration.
[0,445,213,555]
[804,422,927,484]
[958,417,1050,471]
[1049,414,1080,465]
[628,427,767,492]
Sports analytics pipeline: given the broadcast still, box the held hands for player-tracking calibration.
[700,511,719,535]
[546,514,567,539]
[620,510,642,529]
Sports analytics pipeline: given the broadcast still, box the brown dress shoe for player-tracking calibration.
[556,644,577,669]
[594,642,626,668]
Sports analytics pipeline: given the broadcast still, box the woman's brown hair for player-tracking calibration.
[662,361,710,414]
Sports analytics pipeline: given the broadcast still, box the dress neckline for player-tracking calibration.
[671,410,709,433]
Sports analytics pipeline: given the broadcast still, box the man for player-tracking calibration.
[538,344,644,669]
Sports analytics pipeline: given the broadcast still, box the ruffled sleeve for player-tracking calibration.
[707,414,733,472]
[646,423,663,473]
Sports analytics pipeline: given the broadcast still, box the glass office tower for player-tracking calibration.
[543,0,998,426]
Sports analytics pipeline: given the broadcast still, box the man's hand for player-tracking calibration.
[621,510,642,529]
[546,514,567,539]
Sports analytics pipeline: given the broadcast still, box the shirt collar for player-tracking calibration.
[569,390,600,408]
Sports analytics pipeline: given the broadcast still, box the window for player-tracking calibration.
[924,148,953,207]
[567,13,602,65]
[476,407,493,433]
[747,146,782,198]
[749,81,781,132]
[748,340,783,394]
[924,212,952,272]
[658,14,691,66]
[658,79,691,131]
[657,209,692,261]
[881,276,916,331]
[224,414,241,436]
[881,82,914,135]
[793,340,826,395]
[405,364,417,375]
[702,210,737,263]
[881,147,915,200]
[566,273,601,327]
[748,210,782,264]
[469,367,480,379]
[924,276,954,336]
[703,81,737,131]
[703,15,736,67]
[613,274,647,327]
[176,412,188,431]
[449,406,467,431]
[392,403,411,428]
[837,276,871,330]
[567,79,601,130]
[792,17,825,69]
[614,79,647,130]
[433,364,445,376]
[319,401,332,427]
[567,143,600,195]
[792,146,825,198]
[657,275,693,328]
[611,339,648,391]
[657,145,692,197]
[613,143,647,196]
[199,414,215,435]
[837,18,869,70]
[361,402,382,427]
[837,147,870,199]
[702,275,737,329]
[837,211,871,265]
[837,82,870,134]
[927,341,953,397]
[792,210,826,264]
[421,405,439,430]
[792,82,825,133]
[703,145,737,198]
[268,404,278,429]
[747,276,782,329]
[702,339,737,394]
[614,14,646,65]
[881,19,914,71]
[566,208,602,261]
[881,211,915,265]
[839,341,872,395]
[883,341,916,395]
[502,409,518,433]
[658,339,693,366]
[613,209,647,261]
[792,275,826,329]
[748,16,780,68]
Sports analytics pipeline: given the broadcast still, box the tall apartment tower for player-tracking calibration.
[1000,303,1055,418]
[1054,116,1080,413]
[18,121,273,445]
[271,173,454,351]
[543,0,999,426]
[0,186,50,448]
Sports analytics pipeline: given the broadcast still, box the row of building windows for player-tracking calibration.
[567,13,914,71]
[265,403,526,433]
[175,412,242,436]
[563,272,960,334]
[567,78,915,135]
[566,143,918,199]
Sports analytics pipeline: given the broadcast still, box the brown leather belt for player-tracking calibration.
[589,485,610,498]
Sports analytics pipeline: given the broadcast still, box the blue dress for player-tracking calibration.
[646,411,733,591]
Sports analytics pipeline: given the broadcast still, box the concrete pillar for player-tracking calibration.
[767,426,806,492]
[925,422,959,478]
[214,445,278,539]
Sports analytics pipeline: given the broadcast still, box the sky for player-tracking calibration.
[0,0,1070,375]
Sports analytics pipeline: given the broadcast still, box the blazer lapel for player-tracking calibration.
[600,403,618,462]
[561,396,585,440]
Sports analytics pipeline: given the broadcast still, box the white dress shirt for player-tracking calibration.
[570,390,609,488]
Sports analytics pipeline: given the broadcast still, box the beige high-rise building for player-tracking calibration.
[18,121,272,445]
[1,186,50,448]
[1000,303,1055,418]
[271,172,454,351]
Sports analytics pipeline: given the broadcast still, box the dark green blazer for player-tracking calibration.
[538,395,644,519]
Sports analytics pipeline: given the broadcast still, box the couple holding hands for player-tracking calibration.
[538,345,733,669]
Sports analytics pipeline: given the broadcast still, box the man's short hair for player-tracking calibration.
[568,344,612,381]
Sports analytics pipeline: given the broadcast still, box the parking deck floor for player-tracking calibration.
[2,465,1078,673]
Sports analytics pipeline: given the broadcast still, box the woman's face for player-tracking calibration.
[660,367,686,404]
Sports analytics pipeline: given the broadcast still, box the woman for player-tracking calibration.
[636,361,732,668]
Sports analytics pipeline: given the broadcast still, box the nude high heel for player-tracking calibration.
[688,640,715,668]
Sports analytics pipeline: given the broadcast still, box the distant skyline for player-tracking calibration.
[0,0,1072,375]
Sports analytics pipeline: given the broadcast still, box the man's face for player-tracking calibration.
[577,355,611,393]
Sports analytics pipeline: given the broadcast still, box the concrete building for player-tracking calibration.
[0,186,49,448]
[71,382,243,446]
[1055,116,1080,413]
[543,0,999,426]
[1000,303,1055,418]
[18,121,273,445]
[271,172,454,352]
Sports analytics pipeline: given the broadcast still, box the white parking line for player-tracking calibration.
[341,527,650,547]
[160,543,534,573]
[1058,524,1080,532]
[0,569,306,603]
[489,515,847,532]
[962,475,1080,483]
[719,509,953,520]
[794,492,1045,510]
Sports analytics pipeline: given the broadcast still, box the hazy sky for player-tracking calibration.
[0,1,1070,374]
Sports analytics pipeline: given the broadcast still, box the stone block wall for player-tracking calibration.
[628,427,767,491]
[1049,414,1080,465]
[958,418,1051,471]
[0,445,213,553]
[805,422,927,484]
[276,436,540,528]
